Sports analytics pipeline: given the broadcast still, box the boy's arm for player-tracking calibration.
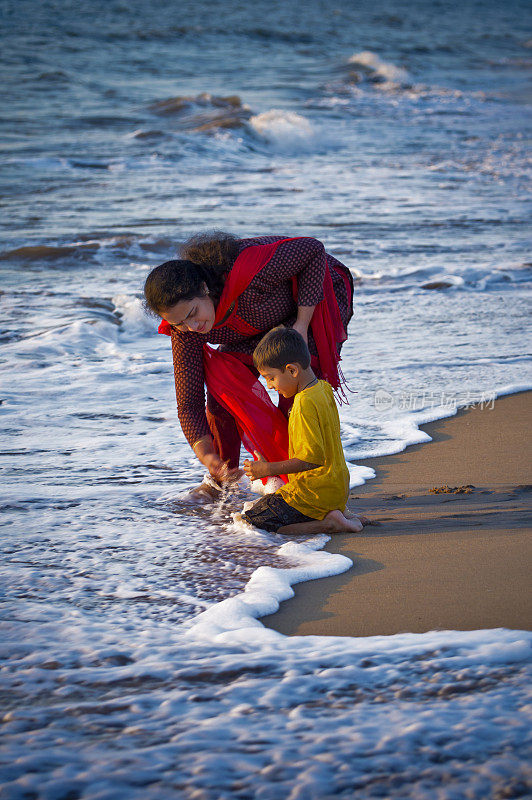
[243,451,320,481]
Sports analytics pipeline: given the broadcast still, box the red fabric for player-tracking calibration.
[213,239,299,334]
[203,346,289,482]
[290,261,347,391]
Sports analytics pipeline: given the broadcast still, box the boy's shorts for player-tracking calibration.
[242,493,316,533]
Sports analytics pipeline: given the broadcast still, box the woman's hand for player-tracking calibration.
[204,453,243,484]
[243,450,271,481]
[193,437,243,485]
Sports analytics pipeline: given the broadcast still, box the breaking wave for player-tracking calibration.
[347,50,412,88]
[247,110,337,154]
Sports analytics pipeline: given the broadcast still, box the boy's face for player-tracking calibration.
[259,365,299,398]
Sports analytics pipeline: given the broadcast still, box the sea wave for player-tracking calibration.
[35,69,70,83]
[0,235,177,264]
[0,243,100,262]
[321,49,494,112]
[148,92,252,132]
[247,109,338,154]
[352,261,531,293]
[347,50,412,88]
[144,93,339,155]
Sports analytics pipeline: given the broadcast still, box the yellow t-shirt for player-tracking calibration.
[277,380,349,520]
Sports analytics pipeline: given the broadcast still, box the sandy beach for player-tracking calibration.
[262,390,532,637]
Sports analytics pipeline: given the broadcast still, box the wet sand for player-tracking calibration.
[262,390,532,637]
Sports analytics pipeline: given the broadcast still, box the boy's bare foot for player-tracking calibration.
[344,507,372,526]
[323,509,363,533]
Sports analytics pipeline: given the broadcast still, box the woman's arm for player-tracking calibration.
[292,304,315,344]
[171,332,243,483]
[171,329,210,445]
[249,237,327,341]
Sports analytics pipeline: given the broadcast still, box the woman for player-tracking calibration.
[143,232,354,499]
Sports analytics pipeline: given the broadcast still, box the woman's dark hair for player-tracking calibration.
[253,326,311,371]
[180,230,240,270]
[143,230,240,316]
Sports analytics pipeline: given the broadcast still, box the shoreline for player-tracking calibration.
[262,390,532,637]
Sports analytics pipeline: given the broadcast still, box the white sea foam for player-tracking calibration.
[247,109,337,154]
[348,50,411,87]
[112,292,157,338]
[2,520,530,798]
[249,475,285,495]
[186,533,352,644]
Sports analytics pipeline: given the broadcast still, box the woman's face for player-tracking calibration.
[162,283,216,334]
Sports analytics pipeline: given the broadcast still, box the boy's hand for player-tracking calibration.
[243,450,270,480]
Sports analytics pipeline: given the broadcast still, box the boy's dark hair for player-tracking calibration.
[253,326,311,371]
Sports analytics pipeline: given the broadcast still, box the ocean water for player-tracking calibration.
[1,0,531,796]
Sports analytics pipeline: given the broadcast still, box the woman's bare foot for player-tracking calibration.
[188,482,221,502]
[323,509,363,533]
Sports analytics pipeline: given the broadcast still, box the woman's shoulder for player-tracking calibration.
[236,235,289,253]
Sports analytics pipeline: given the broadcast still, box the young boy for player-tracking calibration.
[242,326,365,535]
